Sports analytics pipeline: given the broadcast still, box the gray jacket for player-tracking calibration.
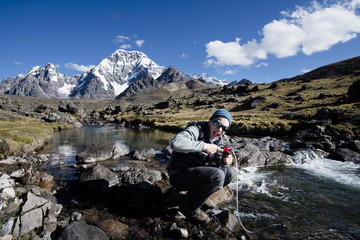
[167,122,223,174]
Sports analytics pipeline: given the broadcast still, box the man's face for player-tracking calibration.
[208,116,230,140]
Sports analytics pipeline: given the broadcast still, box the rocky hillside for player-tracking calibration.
[116,56,360,139]
[279,56,360,82]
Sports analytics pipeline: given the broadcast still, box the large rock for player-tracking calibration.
[204,186,234,208]
[79,164,119,191]
[347,79,360,101]
[121,165,162,184]
[216,210,242,232]
[133,148,156,161]
[97,219,129,240]
[243,95,267,109]
[76,140,129,163]
[330,148,360,163]
[11,191,62,238]
[58,101,86,115]
[59,221,109,240]
[0,139,10,159]
[226,136,289,167]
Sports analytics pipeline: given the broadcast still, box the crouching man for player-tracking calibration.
[167,109,236,224]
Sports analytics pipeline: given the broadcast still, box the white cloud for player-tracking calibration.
[65,63,96,72]
[224,69,236,75]
[180,52,188,58]
[135,40,145,47]
[205,0,360,67]
[301,69,311,73]
[13,61,22,65]
[255,62,268,68]
[120,44,131,49]
[114,35,130,44]
[205,38,255,67]
[114,35,145,48]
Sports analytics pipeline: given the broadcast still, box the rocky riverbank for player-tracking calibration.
[0,133,293,239]
[2,126,359,239]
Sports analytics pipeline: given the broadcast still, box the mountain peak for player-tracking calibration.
[44,63,57,70]
[0,49,226,99]
[69,49,166,99]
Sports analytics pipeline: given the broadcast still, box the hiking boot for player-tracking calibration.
[180,207,210,224]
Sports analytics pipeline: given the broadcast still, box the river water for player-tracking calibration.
[43,125,175,181]
[43,125,360,239]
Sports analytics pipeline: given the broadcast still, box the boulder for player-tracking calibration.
[58,100,68,112]
[34,104,53,114]
[76,140,129,163]
[350,140,360,153]
[79,164,119,191]
[133,148,156,161]
[347,79,360,101]
[121,165,162,184]
[167,223,189,239]
[58,221,109,240]
[58,101,86,115]
[330,148,360,163]
[1,187,15,200]
[0,174,14,190]
[0,139,10,158]
[313,107,346,123]
[11,191,62,238]
[97,219,129,240]
[216,210,242,232]
[204,186,234,209]
[226,136,288,167]
[43,112,62,122]
[243,95,267,109]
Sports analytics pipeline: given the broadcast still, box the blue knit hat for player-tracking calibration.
[211,109,232,126]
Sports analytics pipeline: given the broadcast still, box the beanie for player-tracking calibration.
[211,109,232,126]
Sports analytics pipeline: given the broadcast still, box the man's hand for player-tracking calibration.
[203,143,220,155]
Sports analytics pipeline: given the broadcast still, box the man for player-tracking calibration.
[167,109,236,224]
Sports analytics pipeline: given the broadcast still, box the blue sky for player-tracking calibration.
[1,0,360,84]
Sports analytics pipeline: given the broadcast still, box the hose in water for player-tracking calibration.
[232,149,285,234]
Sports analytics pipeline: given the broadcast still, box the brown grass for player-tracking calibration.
[0,109,71,155]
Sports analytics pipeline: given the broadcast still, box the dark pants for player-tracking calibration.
[169,165,236,212]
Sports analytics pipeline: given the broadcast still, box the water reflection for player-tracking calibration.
[44,125,175,181]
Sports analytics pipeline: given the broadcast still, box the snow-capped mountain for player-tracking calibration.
[182,72,228,86]
[0,63,79,98]
[0,49,227,99]
[70,49,166,99]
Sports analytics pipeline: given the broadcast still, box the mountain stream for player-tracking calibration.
[41,125,360,239]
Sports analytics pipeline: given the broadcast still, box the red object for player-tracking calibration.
[222,145,231,158]
[223,145,231,155]
[221,145,231,164]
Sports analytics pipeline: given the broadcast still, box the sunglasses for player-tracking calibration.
[211,119,230,132]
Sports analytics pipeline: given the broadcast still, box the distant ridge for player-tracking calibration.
[279,56,360,82]
[0,49,226,99]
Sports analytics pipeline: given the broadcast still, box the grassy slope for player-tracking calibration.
[0,109,71,156]
[118,72,360,136]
